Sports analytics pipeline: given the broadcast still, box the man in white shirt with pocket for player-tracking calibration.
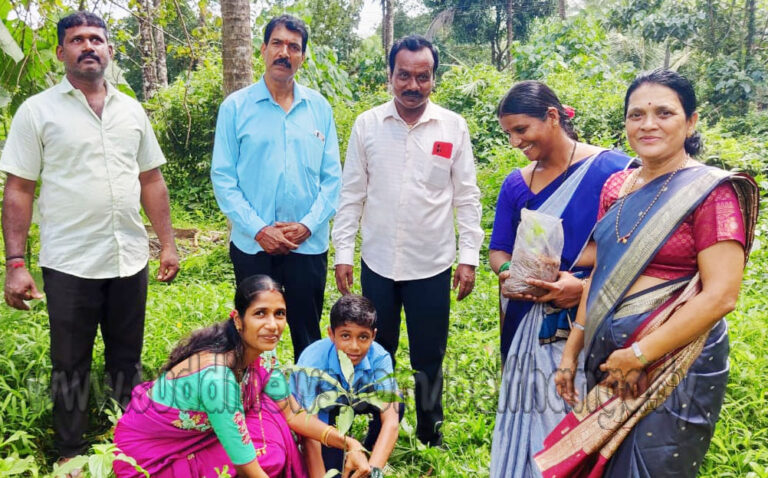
[332,35,483,446]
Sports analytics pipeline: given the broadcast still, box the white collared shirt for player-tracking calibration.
[332,100,484,281]
[0,78,166,278]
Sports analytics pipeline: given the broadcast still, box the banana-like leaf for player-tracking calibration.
[307,390,345,414]
[0,21,23,63]
[354,390,402,410]
[338,348,355,388]
[336,405,355,436]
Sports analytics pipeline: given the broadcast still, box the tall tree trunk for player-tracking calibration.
[505,0,514,68]
[558,0,566,20]
[138,0,159,99]
[744,0,755,69]
[706,0,716,54]
[381,0,394,66]
[153,0,168,88]
[663,40,671,69]
[221,0,253,96]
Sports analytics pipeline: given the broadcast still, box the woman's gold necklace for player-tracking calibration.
[254,373,268,456]
[614,156,689,244]
[241,367,268,456]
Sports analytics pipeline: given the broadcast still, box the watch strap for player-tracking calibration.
[631,341,649,366]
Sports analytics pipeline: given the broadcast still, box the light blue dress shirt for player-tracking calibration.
[211,77,342,254]
[291,338,398,424]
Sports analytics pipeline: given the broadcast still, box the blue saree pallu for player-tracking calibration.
[491,151,632,478]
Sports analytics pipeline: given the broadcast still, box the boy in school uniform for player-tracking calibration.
[292,294,401,477]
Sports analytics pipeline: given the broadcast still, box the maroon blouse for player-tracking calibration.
[598,169,746,280]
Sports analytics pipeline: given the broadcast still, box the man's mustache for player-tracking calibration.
[78,52,101,63]
[403,90,422,98]
[273,58,291,69]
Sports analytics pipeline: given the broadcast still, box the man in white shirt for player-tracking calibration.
[332,35,483,446]
[0,12,178,461]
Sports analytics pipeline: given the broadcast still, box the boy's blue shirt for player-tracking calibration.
[291,338,398,423]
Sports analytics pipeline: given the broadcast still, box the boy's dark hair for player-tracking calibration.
[388,34,439,75]
[330,294,377,330]
[263,14,309,53]
[57,11,108,45]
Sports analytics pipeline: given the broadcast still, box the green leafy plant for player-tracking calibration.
[287,349,401,476]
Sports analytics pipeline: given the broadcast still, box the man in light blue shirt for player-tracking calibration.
[211,15,341,360]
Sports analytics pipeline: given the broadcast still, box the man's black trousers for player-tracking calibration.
[360,260,450,446]
[43,265,148,458]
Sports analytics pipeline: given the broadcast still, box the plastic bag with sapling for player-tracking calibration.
[503,209,564,297]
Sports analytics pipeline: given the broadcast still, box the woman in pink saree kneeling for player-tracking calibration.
[114,275,370,478]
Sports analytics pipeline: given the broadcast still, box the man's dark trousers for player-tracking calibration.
[43,265,148,457]
[360,260,450,446]
[230,243,327,361]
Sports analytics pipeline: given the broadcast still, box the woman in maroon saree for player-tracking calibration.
[113,275,371,478]
[535,70,759,477]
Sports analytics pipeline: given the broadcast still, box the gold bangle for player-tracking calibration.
[320,425,334,447]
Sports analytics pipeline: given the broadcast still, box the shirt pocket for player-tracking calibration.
[421,154,452,189]
[301,131,325,176]
[106,124,143,171]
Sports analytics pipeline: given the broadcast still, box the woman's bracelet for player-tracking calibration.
[320,425,334,447]
[572,321,585,331]
[498,261,510,274]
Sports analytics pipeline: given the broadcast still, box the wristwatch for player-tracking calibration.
[370,467,384,478]
[631,341,649,366]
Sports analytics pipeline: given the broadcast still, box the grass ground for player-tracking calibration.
[1,174,767,477]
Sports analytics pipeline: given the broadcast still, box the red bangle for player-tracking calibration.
[7,260,25,269]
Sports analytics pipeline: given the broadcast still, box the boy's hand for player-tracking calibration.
[342,446,370,478]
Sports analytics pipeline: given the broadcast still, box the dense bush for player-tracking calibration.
[146,55,232,213]
[431,64,516,164]
[697,121,768,175]
[542,70,629,149]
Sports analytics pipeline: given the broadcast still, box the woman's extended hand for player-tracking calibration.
[599,347,648,399]
[498,270,541,301]
[501,271,584,306]
[554,355,579,406]
[342,441,371,478]
[525,271,584,308]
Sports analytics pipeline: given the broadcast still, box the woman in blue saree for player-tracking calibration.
[489,81,632,477]
[536,70,759,477]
